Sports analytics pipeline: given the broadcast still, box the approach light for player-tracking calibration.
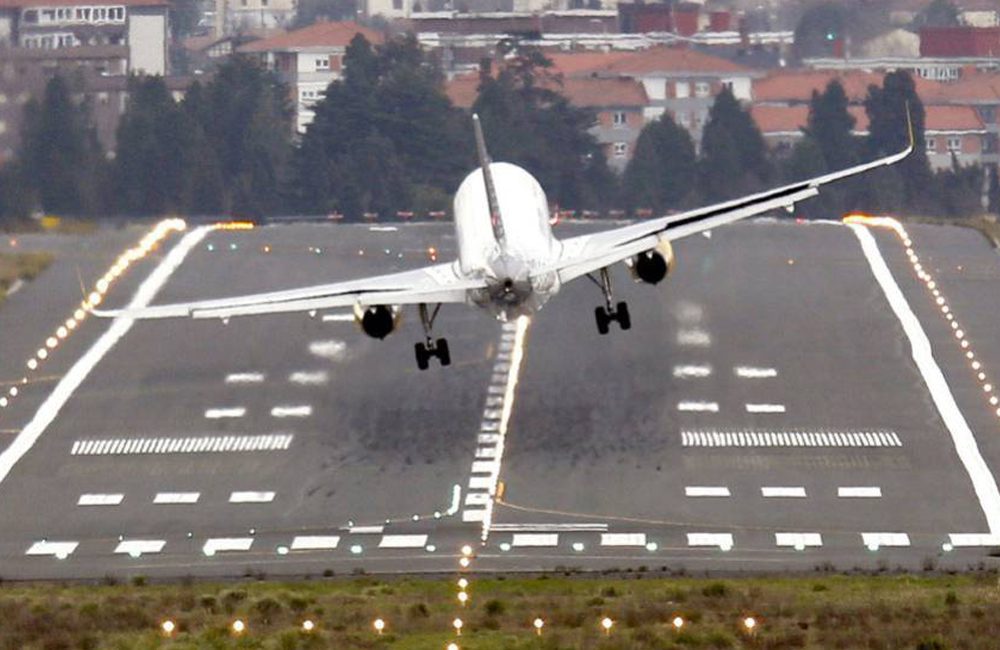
[453,617,463,635]
[602,617,614,634]
[161,620,176,636]
[302,619,315,632]
[673,616,684,630]
[231,619,245,635]
[534,617,544,635]
[373,618,385,634]
[458,591,469,606]
[743,616,757,632]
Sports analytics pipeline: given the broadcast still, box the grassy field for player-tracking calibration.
[0,572,997,649]
[0,251,53,304]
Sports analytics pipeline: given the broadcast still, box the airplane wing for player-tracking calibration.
[543,127,913,285]
[93,261,485,320]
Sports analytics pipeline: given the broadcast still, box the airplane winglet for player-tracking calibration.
[472,114,506,246]
[904,101,915,154]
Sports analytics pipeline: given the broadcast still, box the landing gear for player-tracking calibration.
[415,303,451,370]
[588,268,631,335]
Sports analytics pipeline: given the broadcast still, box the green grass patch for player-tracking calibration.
[0,573,997,648]
[0,251,53,303]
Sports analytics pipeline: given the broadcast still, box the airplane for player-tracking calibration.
[96,112,913,370]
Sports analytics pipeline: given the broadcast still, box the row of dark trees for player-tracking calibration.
[0,34,993,225]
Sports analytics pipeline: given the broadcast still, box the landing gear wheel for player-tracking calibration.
[437,338,451,366]
[415,343,430,371]
[595,307,610,335]
[617,301,631,331]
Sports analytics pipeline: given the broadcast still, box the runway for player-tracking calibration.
[1,218,999,579]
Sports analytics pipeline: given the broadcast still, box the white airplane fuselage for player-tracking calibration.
[452,162,562,321]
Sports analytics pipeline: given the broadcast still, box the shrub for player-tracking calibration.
[701,582,728,598]
[484,599,506,617]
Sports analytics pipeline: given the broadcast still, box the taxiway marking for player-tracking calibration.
[850,224,1000,533]
[271,405,312,418]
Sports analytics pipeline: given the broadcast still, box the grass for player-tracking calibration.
[0,251,53,304]
[0,573,997,648]
[902,215,1000,249]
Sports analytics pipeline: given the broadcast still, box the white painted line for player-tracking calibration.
[271,405,312,418]
[687,533,733,550]
[601,533,647,547]
[491,523,608,532]
[0,225,210,487]
[26,541,78,559]
[77,493,124,506]
[289,371,329,385]
[681,429,899,448]
[511,533,559,547]
[446,484,462,516]
[291,536,340,550]
[321,313,354,322]
[673,365,712,378]
[225,372,265,384]
[761,487,806,498]
[203,537,253,556]
[775,533,822,548]
[746,403,786,413]
[685,486,731,497]
[154,492,200,504]
[229,491,275,503]
[471,460,499,474]
[678,401,719,413]
[475,447,498,459]
[465,492,491,506]
[468,476,492,490]
[838,487,882,498]
[73,434,293,456]
[309,340,348,360]
[369,226,398,232]
[379,534,428,549]
[348,525,384,534]
[861,532,910,548]
[948,533,1000,547]
[735,366,778,378]
[850,224,1000,533]
[115,540,165,557]
[477,434,500,444]
[462,509,486,522]
[205,407,246,419]
[677,329,711,347]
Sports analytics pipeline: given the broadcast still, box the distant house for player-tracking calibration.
[750,104,869,154]
[445,74,648,173]
[238,21,384,133]
[212,0,296,35]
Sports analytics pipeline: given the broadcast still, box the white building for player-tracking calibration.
[213,0,296,36]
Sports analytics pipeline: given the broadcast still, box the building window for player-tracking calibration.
[694,81,710,98]
[22,9,38,23]
[674,81,689,98]
[947,137,961,152]
[315,58,330,70]
[613,142,628,158]
[612,111,626,127]
[926,138,936,152]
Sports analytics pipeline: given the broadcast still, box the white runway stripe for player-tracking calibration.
[687,533,733,550]
[379,534,428,549]
[154,492,200,504]
[321,313,354,322]
[735,366,778,378]
[673,365,712,379]
[309,339,348,360]
[77,493,124,506]
[746,403,786,413]
[601,533,647,547]
[775,533,822,548]
[289,371,329,386]
[678,401,719,412]
[861,532,910,548]
[271,405,312,418]
[115,540,165,557]
[205,407,246,419]
[681,429,901,448]
[677,329,712,347]
[761,486,806,498]
[26,541,78,558]
[229,491,275,503]
[71,434,294,456]
[348,525,384,534]
[948,533,1000,547]
[838,487,882,498]
[203,538,253,555]
[291,536,340,550]
[225,373,264,384]
[511,533,559,547]
[491,523,608,532]
[685,486,731,497]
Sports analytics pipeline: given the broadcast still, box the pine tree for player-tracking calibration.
[698,87,769,202]
[622,113,697,214]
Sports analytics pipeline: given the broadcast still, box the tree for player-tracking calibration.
[18,75,106,216]
[915,0,961,28]
[793,2,848,60]
[781,136,826,184]
[622,113,697,214]
[799,79,862,217]
[864,70,933,213]
[698,87,769,202]
[0,163,31,224]
[934,157,982,218]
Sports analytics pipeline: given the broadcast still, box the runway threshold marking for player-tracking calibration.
[0,225,211,487]
[681,429,900,447]
[687,533,733,550]
[70,434,294,455]
[26,541,78,559]
[775,533,822,549]
[849,223,1000,534]
[948,533,1000,547]
[601,533,647,547]
[861,532,910,549]
[510,533,559,547]
[291,536,340,551]
[203,538,253,556]
[378,534,428,549]
[115,540,165,557]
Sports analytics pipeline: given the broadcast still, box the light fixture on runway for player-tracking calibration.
[457,591,468,606]
[231,619,246,635]
[601,617,614,635]
[534,617,544,635]
[373,618,385,634]
[672,616,684,630]
[302,619,315,632]
[161,620,176,636]
[453,617,463,635]
[743,616,757,633]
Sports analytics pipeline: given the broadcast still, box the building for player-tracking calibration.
[920,26,1000,57]
[548,46,760,145]
[753,69,943,106]
[238,21,384,133]
[213,0,295,36]
[446,73,647,172]
[751,104,868,154]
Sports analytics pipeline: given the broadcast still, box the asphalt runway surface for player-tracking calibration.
[1,218,999,580]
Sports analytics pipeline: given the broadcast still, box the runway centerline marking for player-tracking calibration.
[761,486,806,498]
[77,493,124,506]
[229,491,275,503]
[685,486,731,497]
[154,492,200,504]
[687,533,733,551]
[289,371,329,386]
[225,373,265,384]
[678,401,719,413]
[271,405,312,418]
[673,365,712,379]
[735,366,778,378]
[205,407,246,419]
[775,533,822,548]
[850,223,1000,533]
[861,532,910,549]
[601,533,647,547]
[745,403,786,414]
[309,339,348,361]
[511,533,558,547]
[838,487,882,498]
[677,329,711,347]
[0,224,210,487]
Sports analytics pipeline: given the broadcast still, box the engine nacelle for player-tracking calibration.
[628,238,674,285]
[354,304,400,339]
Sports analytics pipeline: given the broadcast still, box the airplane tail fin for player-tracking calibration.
[472,114,506,246]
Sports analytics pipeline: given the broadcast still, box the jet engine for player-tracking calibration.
[354,305,401,339]
[628,238,674,285]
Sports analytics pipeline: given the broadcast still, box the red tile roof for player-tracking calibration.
[752,104,983,136]
[547,46,750,77]
[0,0,164,6]
[753,69,943,104]
[925,104,986,131]
[445,74,647,110]
[238,21,383,53]
[921,71,1000,103]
